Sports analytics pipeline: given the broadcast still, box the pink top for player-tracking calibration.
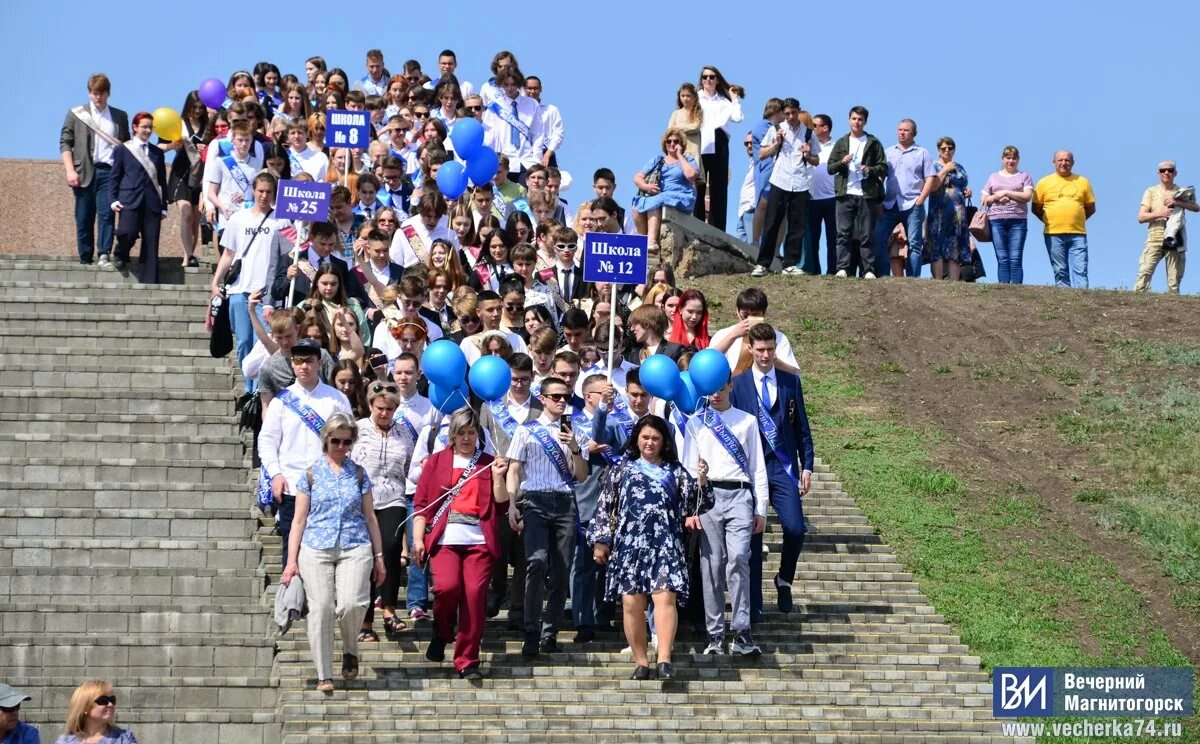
[983,171,1034,220]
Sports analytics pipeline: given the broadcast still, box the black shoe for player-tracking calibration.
[539,636,562,654]
[774,574,794,614]
[459,664,483,680]
[114,258,129,272]
[750,611,766,625]
[506,614,524,632]
[630,665,651,680]
[186,256,200,268]
[79,258,94,265]
[425,637,446,662]
[657,662,675,680]
[521,633,540,658]
[731,630,761,656]
[573,626,594,644]
[486,596,502,619]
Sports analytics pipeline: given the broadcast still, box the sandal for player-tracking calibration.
[383,615,407,637]
[341,653,359,680]
[316,679,334,693]
[358,628,379,643]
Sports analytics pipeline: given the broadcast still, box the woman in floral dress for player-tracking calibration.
[589,416,711,681]
[926,136,973,280]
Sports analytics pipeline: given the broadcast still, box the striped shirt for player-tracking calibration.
[351,418,413,510]
[506,414,576,494]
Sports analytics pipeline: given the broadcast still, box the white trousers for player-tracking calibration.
[298,542,373,680]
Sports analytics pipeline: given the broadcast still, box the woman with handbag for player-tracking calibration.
[631,128,699,250]
[926,137,973,281]
[589,416,711,681]
[981,146,1035,284]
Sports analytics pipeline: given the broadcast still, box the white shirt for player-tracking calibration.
[391,215,454,268]
[481,93,545,169]
[752,366,777,409]
[762,124,813,193]
[697,90,744,155]
[373,317,443,361]
[506,413,577,494]
[89,103,117,165]
[809,137,836,200]
[537,102,565,154]
[293,147,329,180]
[709,325,800,372]
[218,209,288,295]
[737,163,756,216]
[241,341,271,381]
[846,135,868,197]
[682,406,770,517]
[206,148,265,215]
[507,395,533,424]
[258,381,352,494]
[461,331,528,366]
[424,77,475,99]
[574,359,635,397]
[407,422,496,497]
[202,139,265,196]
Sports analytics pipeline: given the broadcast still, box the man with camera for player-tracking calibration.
[1134,160,1197,294]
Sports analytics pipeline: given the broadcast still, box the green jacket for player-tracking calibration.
[826,132,887,200]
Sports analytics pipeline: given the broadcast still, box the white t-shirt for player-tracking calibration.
[219,209,288,295]
[441,452,488,546]
[461,331,528,366]
[810,137,836,200]
[709,325,800,372]
[293,148,329,180]
[846,135,868,197]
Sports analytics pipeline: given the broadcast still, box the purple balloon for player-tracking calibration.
[199,78,227,110]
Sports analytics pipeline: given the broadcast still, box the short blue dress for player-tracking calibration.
[631,154,698,214]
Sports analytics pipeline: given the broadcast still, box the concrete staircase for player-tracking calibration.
[0,255,1027,743]
[0,256,279,743]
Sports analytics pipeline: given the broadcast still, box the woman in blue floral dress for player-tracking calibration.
[926,136,974,280]
[589,416,711,681]
[631,128,699,248]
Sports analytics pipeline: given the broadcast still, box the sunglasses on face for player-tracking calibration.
[504,302,524,311]
[371,382,399,394]
[541,392,569,402]
[461,315,481,325]
[329,437,354,446]
[401,299,422,308]
[466,105,483,113]
[701,74,717,80]
[94,695,117,707]
[291,356,318,365]
[555,243,575,252]
[413,111,429,118]
[1160,168,1176,174]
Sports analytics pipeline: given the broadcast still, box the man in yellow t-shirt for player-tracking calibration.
[1134,160,1197,294]
[1033,150,1096,288]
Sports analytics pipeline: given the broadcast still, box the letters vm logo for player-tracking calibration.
[993,667,1054,717]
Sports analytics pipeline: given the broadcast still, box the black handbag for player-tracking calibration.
[236,391,263,431]
[208,296,234,358]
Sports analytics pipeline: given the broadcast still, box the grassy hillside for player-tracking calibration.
[692,275,1199,743]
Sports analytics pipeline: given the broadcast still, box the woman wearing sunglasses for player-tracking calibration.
[281,414,387,692]
[55,680,136,743]
[632,128,699,249]
[695,65,744,231]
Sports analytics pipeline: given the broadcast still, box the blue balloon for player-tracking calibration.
[450,119,485,160]
[466,147,500,187]
[689,348,732,397]
[430,381,471,413]
[435,161,468,200]
[468,355,512,402]
[638,355,681,401]
[674,371,701,415]
[421,340,467,388]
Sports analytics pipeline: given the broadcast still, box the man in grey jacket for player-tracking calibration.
[60,73,130,266]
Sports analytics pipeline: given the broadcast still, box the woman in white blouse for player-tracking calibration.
[695,65,744,232]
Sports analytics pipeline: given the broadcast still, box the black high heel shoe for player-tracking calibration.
[630,665,651,680]
[657,662,675,680]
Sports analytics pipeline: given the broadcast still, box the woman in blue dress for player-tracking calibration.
[926,136,974,280]
[589,415,711,681]
[631,128,699,250]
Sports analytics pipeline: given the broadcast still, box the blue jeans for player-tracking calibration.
[405,495,430,611]
[1044,233,1088,288]
[990,218,1027,284]
[73,165,114,262]
[735,209,754,243]
[227,293,263,392]
[874,203,927,277]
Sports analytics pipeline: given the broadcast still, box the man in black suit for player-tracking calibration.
[110,112,168,283]
[60,73,130,266]
[548,225,586,302]
[624,305,685,364]
[271,221,366,308]
[729,322,814,618]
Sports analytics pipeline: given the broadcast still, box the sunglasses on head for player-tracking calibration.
[371,382,398,394]
[94,695,117,707]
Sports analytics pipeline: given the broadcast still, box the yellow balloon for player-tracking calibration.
[151,107,183,141]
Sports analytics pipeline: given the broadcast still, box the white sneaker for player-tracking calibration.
[835,270,848,278]
[864,272,877,280]
[750,265,767,277]
[781,266,804,276]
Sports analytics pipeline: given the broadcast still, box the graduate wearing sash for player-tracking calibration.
[479,354,541,626]
[480,71,545,181]
[682,377,769,657]
[389,352,438,621]
[504,377,587,658]
[391,194,453,268]
[257,340,352,568]
[109,112,167,283]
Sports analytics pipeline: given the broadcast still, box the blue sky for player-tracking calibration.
[6,1,1195,291]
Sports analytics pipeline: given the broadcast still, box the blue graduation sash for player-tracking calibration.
[755,395,796,481]
[222,155,253,208]
[573,411,620,465]
[488,399,525,439]
[393,408,419,442]
[216,138,233,157]
[487,100,531,144]
[634,457,676,496]
[701,407,751,478]
[527,421,574,487]
[288,149,303,175]
[670,404,689,437]
[609,393,635,439]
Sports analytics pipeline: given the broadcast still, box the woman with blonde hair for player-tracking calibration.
[55,680,137,743]
[632,128,699,248]
[667,83,705,184]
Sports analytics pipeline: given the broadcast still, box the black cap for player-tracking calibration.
[291,339,322,357]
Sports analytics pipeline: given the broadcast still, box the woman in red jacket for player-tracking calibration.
[412,406,510,679]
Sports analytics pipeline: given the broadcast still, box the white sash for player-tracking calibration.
[70,105,122,148]
[123,140,162,204]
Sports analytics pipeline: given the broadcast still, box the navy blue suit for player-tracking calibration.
[110,141,167,283]
[731,367,814,617]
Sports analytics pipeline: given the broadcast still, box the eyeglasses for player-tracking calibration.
[511,377,532,385]
[291,356,318,365]
[939,146,955,152]
[328,437,354,446]
[370,382,399,394]
[1160,168,1177,174]
[466,106,483,113]
[400,299,422,308]
[94,696,117,707]
[504,302,524,311]
[701,74,717,80]
[541,392,569,402]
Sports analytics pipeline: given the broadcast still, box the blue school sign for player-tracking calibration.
[275,180,332,222]
[583,232,649,285]
[324,110,370,148]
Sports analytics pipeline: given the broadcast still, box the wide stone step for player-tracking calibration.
[0,456,249,485]
[0,310,206,333]
[6,674,277,722]
[0,565,263,601]
[4,481,251,510]
[1,633,275,677]
[0,325,207,350]
[0,536,261,569]
[281,734,1022,744]
[0,362,233,390]
[0,432,244,461]
[0,294,213,314]
[0,507,254,540]
[0,258,207,286]
[0,387,237,415]
[0,412,240,438]
[0,602,270,635]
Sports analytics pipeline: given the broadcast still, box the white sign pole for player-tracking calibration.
[606,282,618,380]
[286,220,302,309]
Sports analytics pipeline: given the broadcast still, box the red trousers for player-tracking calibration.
[431,543,495,672]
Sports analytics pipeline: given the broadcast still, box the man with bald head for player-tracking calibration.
[1033,150,1096,288]
[1135,160,1197,294]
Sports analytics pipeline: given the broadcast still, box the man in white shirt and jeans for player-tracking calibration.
[752,98,818,277]
[258,339,352,568]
